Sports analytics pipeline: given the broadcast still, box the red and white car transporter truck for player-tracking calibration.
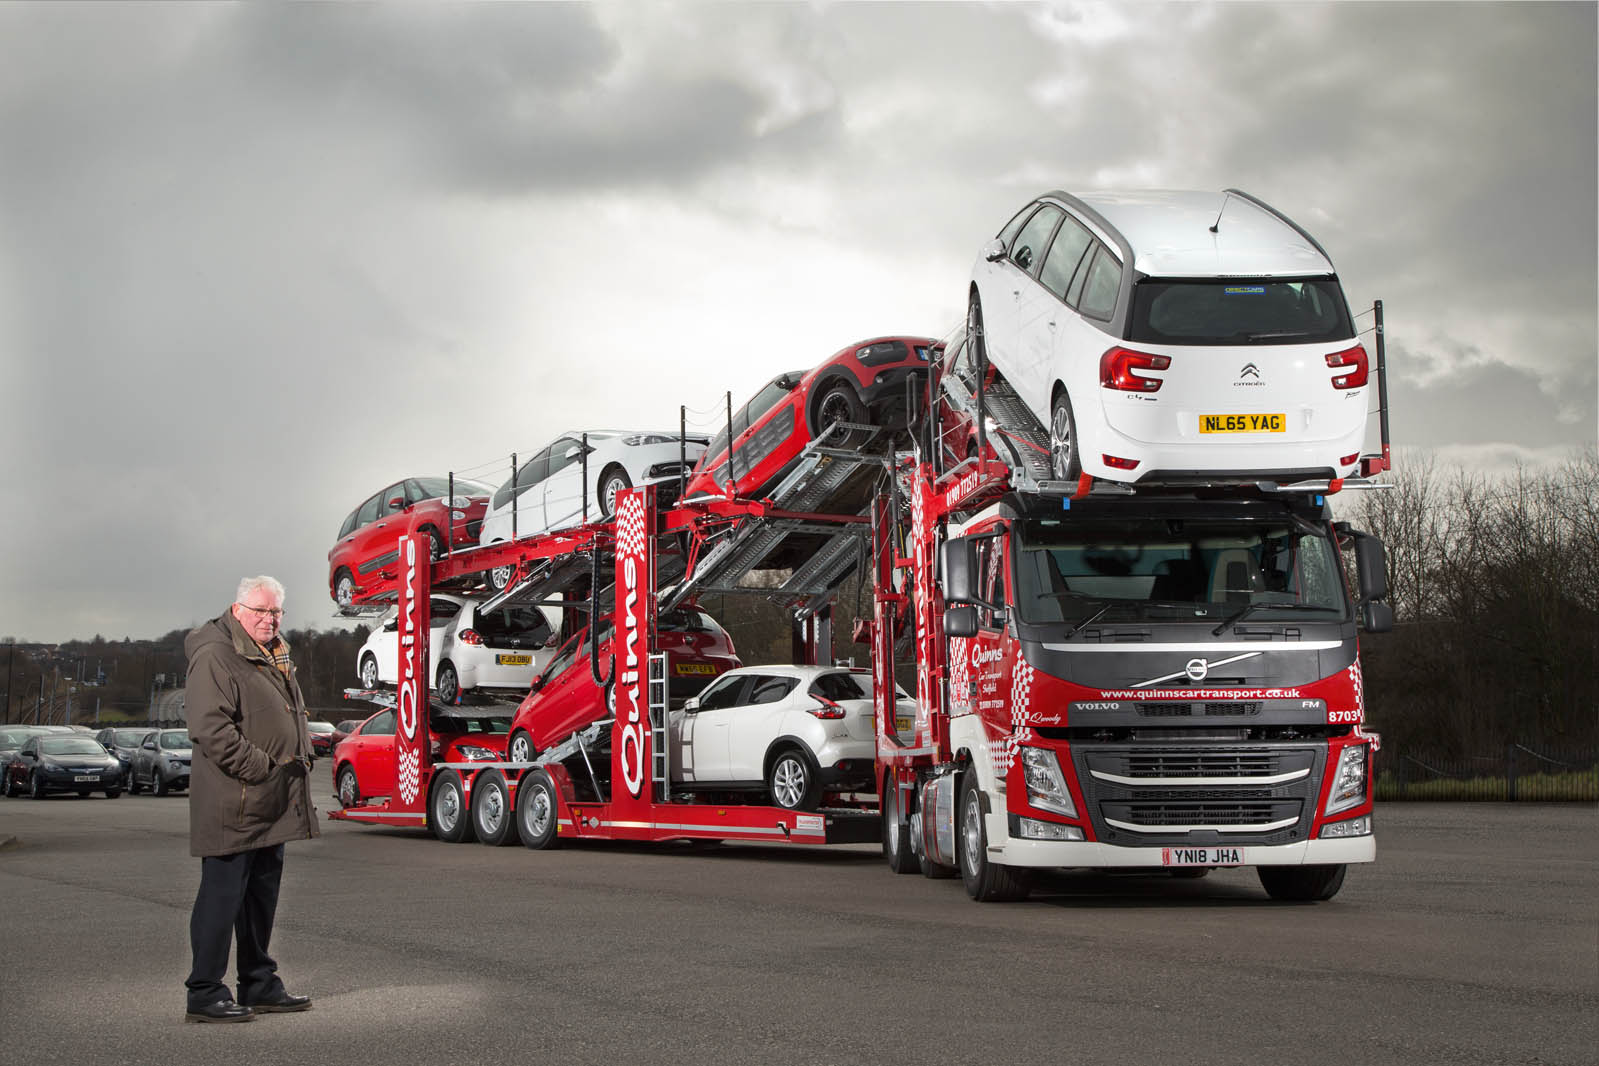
[330,310,1393,904]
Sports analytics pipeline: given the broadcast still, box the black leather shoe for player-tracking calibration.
[185,1000,255,1023]
[245,990,312,1013]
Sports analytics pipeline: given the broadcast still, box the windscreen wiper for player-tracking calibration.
[1212,601,1340,636]
[1034,592,1114,637]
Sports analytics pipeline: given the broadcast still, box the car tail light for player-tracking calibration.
[1340,452,1359,467]
[808,696,847,720]
[1100,347,1170,392]
[1326,344,1369,389]
[457,629,484,646]
[1102,454,1140,470]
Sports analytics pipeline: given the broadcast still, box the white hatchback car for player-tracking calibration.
[968,189,1370,486]
[670,665,914,810]
[355,594,556,704]
[477,430,706,588]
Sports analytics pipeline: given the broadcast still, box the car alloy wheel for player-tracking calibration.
[598,467,631,518]
[334,569,355,608]
[1050,393,1081,483]
[359,656,378,690]
[767,749,819,811]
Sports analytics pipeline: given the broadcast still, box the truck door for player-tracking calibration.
[964,532,1011,721]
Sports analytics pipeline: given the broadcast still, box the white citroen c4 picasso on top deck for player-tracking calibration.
[967,189,1371,486]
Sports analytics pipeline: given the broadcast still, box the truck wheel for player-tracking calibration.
[1050,392,1082,483]
[516,769,561,850]
[767,748,820,811]
[336,765,360,809]
[881,781,918,875]
[471,769,517,846]
[1258,863,1347,902]
[957,773,1031,902]
[429,770,475,844]
[507,730,536,764]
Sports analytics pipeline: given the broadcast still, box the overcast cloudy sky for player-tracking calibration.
[1,1,1593,643]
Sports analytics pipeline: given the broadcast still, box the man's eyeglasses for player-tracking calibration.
[238,603,285,619]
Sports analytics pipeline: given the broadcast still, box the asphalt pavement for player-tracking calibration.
[0,773,1594,1066]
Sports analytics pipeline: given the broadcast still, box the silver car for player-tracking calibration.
[128,729,193,796]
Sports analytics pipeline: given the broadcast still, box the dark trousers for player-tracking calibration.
[186,844,287,1009]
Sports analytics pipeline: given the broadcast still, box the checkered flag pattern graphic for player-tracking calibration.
[615,492,647,558]
[996,658,1037,777]
[397,749,421,805]
[948,636,970,713]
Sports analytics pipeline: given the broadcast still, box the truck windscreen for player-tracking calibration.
[1011,517,1349,627]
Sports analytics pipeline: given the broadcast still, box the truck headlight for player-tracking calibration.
[1323,744,1369,817]
[1020,747,1077,818]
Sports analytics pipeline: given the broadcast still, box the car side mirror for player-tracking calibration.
[529,676,545,694]
[683,696,700,712]
[143,741,157,750]
[982,237,1007,263]
[388,495,406,511]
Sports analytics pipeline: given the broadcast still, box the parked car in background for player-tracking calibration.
[0,726,53,797]
[328,475,494,608]
[94,727,150,778]
[6,734,122,799]
[127,729,193,796]
[506,605,741,763]
[684,336,936,502]
[477,431,706,588]
[330,706,508,809]
[968,189,1369,485]
[355,594,557,704]
[670,665,910,810]
[307,721,336,758]
[332,719,364,748]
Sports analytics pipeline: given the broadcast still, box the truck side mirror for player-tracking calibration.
[1362,601,1394,634]
[1354,533,1388,602]
[944,605,979,638]
[941,537,979,605]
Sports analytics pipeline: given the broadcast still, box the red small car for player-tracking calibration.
[506,606,741,763]
[328,476,493,608]
[684,336,936,501]
[330,706,509,809]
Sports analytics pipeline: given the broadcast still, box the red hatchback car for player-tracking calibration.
[328,476,493,608]
[684,335,936,502]
[505,606,741,763]
[330,706,509,809]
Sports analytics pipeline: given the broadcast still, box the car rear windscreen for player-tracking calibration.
[1128,277,1353,345]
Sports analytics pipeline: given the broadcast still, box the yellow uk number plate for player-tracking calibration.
[1200,413,1285,433]
[496,654,532,666]
[675,663,717,676]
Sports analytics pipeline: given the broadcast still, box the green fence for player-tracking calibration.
[1375,744,1598,801]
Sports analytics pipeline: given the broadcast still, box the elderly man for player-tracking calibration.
[182,575,319,1023]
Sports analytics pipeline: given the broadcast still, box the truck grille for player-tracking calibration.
[1071,742,1325,847]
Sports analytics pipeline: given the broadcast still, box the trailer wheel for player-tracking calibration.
[516,769,561,850]
[766,748,820,811]
[429,770,475,844]
[507,730,536,764]
[471,769,517,846]
[881,781,918,875]
[957,774,1031,902]
[1258,863,1347,902]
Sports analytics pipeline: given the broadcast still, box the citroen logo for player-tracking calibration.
[1185,658,1210,682]
[1239,363,1260,380]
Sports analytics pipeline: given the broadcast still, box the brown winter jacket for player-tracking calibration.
[184,611,320,857]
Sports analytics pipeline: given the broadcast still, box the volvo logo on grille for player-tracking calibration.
[1239,363,1260,379]
[1185,658,1210,682]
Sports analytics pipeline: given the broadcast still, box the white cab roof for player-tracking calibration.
[1073,190,1334,279]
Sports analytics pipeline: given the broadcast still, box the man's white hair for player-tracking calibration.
[236,575,286,604]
